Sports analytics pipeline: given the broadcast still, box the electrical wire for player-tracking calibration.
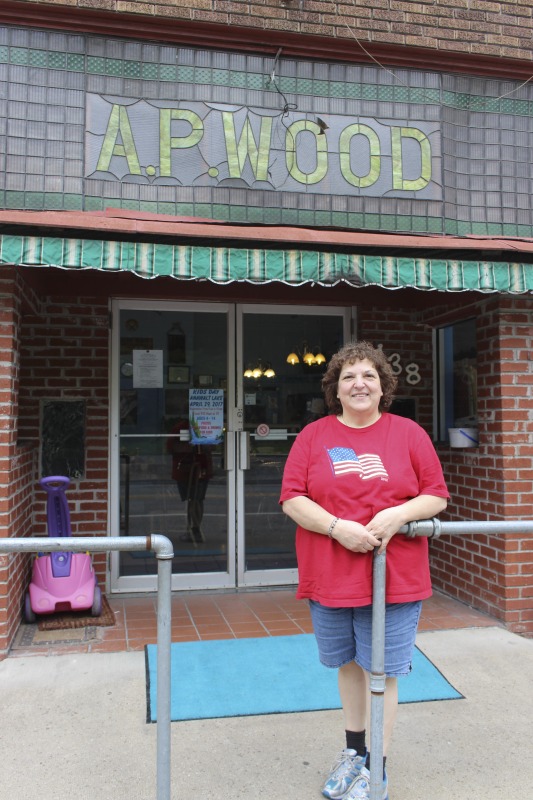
[334,0,533,109]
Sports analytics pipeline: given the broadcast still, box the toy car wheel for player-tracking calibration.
[91,585,102,617]
[24,592,36,624]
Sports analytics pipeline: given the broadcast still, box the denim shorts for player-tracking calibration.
[309,599,422,677]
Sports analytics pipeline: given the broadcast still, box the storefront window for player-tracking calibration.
[436,318,477,441]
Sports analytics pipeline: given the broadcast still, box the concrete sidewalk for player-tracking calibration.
[1,626,532,800]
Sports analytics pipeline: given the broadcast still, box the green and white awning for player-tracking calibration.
[0,234,532,293]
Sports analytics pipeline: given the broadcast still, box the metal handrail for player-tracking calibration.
[369,518,533,800]
[3,521,533,800]
[0,535,174,800]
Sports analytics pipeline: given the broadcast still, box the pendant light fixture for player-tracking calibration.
[243,359,276,379]
[286,343,326,367]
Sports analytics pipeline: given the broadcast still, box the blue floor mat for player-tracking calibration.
[145,633,463,722]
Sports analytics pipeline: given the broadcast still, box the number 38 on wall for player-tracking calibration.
[377,345,422,385]
[387,352,421,385]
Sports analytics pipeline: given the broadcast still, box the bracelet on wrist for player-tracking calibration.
[327,517,340,538]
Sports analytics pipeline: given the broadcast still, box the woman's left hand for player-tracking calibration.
[366,494,448,553]
[365,507,405,554]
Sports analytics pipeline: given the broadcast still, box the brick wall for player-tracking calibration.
[358,293,533,636]
[17,294,111,587]
[0,269,37,657]
[0,445,35,657]
[358,303,434,432]
[11,0,533,61]
[427,295,533,636]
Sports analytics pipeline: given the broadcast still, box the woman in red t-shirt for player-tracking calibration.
[280,341,449,800]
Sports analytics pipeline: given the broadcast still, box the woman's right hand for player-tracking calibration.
[332,519,381,554]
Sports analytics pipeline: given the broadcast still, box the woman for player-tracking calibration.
[280,341,449,800]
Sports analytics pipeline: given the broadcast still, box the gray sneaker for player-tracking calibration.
[341,766,389,800]
[322,748,366,799]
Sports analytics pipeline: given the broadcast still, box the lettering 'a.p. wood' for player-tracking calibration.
[87,97,438,197]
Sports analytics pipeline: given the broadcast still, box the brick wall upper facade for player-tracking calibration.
[12,0,533,62]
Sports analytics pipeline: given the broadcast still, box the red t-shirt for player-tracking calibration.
[279,413,449,607]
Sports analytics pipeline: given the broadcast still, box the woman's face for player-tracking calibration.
[337,358,383,419]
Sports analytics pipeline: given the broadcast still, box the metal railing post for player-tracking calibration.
[155,543,173,800]
[368,517,533,800]
[369,549,386,800]
[0,534,174,800]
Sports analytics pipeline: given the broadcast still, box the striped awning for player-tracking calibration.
[0,234,531,293]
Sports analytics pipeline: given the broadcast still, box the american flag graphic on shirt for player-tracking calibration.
[327,446,389,481]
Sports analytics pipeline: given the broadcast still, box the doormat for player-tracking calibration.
[13,623,101,650]
[37,594,116,630]
[145,634,463,722]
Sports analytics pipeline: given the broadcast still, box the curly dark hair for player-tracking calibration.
[321,341,397,415]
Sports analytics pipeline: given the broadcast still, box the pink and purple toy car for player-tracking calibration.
[24,476,102,623]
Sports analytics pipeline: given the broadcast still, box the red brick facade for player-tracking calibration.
[359,292,533,636]
[429,297,533,636]
[9,0,533,62]
[0,271,37,652]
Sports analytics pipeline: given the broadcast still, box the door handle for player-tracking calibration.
[224,432,234,471]
[238,431,250,471]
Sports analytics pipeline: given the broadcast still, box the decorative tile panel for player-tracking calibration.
[1,26,533,235]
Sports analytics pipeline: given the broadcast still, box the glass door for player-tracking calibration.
[110,300,352,592]
[110,300,235,592]
[236,305,352,587]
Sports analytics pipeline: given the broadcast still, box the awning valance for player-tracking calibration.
[0,234,531,293]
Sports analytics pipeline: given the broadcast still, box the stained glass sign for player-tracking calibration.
[85,95,441,200]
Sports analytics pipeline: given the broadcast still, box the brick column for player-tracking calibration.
[431,295,533,636]
[0,269,35,658]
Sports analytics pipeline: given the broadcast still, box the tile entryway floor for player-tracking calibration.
[8,588,502,658]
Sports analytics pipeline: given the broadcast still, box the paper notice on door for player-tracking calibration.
[189,388,224,444]
[132,350,163,388]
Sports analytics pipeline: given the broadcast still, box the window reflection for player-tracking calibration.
[437,318,477,440]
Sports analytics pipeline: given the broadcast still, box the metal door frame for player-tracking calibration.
[109,299,354,593]
[109,298,236,593]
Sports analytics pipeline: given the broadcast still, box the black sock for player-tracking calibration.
[365,753,387,778]
[345,729,366,755]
